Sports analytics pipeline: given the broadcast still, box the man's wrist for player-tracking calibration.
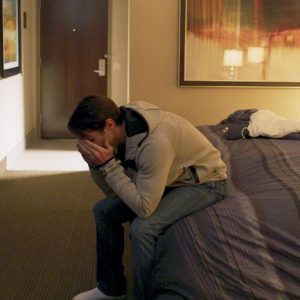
[93,156,115,170]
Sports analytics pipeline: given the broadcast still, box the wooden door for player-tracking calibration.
[40,0,108,138]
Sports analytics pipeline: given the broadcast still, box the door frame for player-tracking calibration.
[36,0,130,138]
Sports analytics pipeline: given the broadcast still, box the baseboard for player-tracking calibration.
[25,128,39,147]
[6,128,38,170]
[0,157,6,176]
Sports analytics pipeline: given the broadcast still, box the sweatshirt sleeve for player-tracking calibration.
[89,167,117,198]
[99,138,175,218]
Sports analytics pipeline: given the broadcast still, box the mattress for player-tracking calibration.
[147,124,300,300]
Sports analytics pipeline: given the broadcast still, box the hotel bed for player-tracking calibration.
[146,115,300,299]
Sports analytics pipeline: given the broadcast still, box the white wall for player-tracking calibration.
[0,76,24,161]
[0,0,37,162]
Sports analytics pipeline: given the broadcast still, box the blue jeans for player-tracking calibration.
[93,180,226,299]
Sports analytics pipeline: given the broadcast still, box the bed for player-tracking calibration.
[146,116,300,300]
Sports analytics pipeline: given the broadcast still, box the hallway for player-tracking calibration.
[6,139,88,172]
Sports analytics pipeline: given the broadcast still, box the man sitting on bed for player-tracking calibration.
[68,95,227,300]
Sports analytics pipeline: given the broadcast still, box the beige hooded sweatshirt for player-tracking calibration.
[90,101,227,218]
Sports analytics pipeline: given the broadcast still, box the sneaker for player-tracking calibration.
[73,287,126,300]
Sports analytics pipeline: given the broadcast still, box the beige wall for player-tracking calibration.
[129,0,300,125]
[108,0,129,107]
[23,0,38,133]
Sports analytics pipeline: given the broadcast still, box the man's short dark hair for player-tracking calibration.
[67,95,123,135]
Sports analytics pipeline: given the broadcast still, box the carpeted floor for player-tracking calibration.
[0,171,133,300]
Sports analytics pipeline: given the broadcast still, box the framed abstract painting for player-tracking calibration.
[179,0,300,87]
[0,0,21,78]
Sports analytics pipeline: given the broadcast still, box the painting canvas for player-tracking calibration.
[0,0,21,78]
[179,0,300,87]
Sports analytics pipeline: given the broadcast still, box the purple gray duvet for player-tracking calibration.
[147,125,300,300]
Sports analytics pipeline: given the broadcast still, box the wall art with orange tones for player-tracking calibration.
[0,0,21,78]
[179,0,300,87]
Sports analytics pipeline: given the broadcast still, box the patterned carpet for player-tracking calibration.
[0,171,133,300]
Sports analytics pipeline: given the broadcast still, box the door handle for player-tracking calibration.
[94,59,106,76]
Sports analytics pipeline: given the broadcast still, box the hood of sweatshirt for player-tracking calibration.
[121,101,165,163]
[125,101,165,134]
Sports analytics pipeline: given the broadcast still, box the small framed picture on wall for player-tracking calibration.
[0,0,21,78]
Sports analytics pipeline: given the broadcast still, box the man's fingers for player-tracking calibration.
[77,139,113,167]
[77,141,91,154]
[81,140,103,151]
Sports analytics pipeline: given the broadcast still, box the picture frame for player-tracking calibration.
[179,0,300,87]
[0,0,21,78]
